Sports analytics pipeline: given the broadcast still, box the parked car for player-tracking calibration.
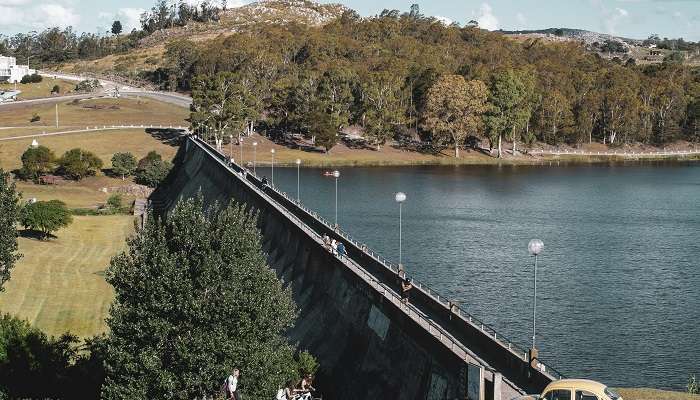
[512,379,623,400]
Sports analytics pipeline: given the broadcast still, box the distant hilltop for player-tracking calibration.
[222,0,349,27]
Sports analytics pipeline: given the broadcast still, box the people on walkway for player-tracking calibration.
[225,368,240,400]
[330,238,338,256]
[261,176,268,186]
[336,241,346,258]
[401,276,413,305]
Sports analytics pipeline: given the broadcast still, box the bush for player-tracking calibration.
[689,375,699,394]
[295,350,319,377]
[111,152,137,180]
[20,74,31,84]
[74,79,102,93]
[21,73,43,84]
[51,84,60,94]
[20,200,73,240]
[19,145,55,180]
[29,113,40,123]
[107,194,122,209]
[57,148,103,180]
[135,151,171,188]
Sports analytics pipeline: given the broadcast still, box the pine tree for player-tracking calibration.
[103,195,298,400]
[0,169,21,291]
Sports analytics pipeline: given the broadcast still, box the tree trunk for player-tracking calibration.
[453,134,459,158]
[497,134,502,158]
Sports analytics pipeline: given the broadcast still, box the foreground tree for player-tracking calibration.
[485,70,532,158]
[421,75,488,157]
[111,152,137,180]
[103,196,298,399]
[0,169,21,291]
[19,145,56,181]
[58,148,103,180]
[135,152,172,188]
[21,200,73,240]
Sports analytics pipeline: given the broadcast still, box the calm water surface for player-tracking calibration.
[260,162,700,390]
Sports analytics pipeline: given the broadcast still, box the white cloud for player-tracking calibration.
[0,2,79,31]
[598,6,629,35]
[435,15,453,25]
[475,3,499,31]
[118,7,145,32]
[516,12,526,27]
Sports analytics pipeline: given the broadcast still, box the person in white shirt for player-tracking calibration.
[226,368,240,400]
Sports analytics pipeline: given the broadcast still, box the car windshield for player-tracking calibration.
[604,388,621,400]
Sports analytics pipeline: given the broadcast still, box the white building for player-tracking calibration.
[0,55,35,83]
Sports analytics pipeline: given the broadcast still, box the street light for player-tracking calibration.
[333,170,340,226]
[295,158,301,202]
[239,136,244,165]
[528,239,544,351]
[270,148,276,186]
[395,192,406,267]
[229,135,233,163]
[252,142,258,174]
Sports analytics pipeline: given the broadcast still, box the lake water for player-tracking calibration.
[259,162,700,390]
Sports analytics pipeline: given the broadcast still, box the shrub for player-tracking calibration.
[74,79,102,93]
[689,375,699,394]
[107,194,122,209]
[51,84,60,94]
[20,200,73,240]
[19,145,55,180]
[57,148,103,180]
[20,74,31,84]
[110,152,137,180]
[135,151,171,188]
[29,73,42,83]
[29,113,40,123]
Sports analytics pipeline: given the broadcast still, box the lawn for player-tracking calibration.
[0,77,76,100]
[616,388,700,400]
[0,215,134,338]
[0,128,180,171]
[0,97,188,134]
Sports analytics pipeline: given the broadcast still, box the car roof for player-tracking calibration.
[544,379,608,393]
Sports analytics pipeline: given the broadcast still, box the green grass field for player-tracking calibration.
[0,215,134,338]
[617,388,700,400]
[0,78,76,100]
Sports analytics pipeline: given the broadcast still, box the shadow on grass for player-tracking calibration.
[19,229,56,241]
[145,128,185,147]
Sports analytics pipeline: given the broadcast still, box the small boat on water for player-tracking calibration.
[322,171,334,177]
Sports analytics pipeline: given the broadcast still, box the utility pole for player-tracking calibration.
[55,104,59,128]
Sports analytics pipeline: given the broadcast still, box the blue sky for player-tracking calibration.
[1,0,699,41]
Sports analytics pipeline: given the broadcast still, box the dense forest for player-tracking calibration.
[2,2,699,152]
[178,9,700,154]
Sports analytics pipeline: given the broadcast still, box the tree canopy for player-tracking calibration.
[103,196,299,399]
[58,149,103,180]
[19,145,55,181]
[20,200,73,240]
[111,152,137,180]
[0,169,21,291]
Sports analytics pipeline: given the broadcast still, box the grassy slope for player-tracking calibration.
[0,78,75,100]
[0,215,133,338]
[617,388,700,400]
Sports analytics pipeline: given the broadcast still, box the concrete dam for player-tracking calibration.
[149,136,564,400]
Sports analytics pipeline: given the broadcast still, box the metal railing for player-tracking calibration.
[195,135,566,381]
[529,148,700,157]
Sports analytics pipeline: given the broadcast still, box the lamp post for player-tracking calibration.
[395,192,406,267]
[528,239,544,351]
[295,158,301,202]
[270,148,275,185]
[239,136,244,165]
[252,142,258,174]
[229,135,234,163]
[333,170,340,226]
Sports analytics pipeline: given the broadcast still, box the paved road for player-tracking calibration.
[0,72,192,109]
[0,124,187,142]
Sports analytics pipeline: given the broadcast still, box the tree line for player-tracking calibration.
[162,8,700,155]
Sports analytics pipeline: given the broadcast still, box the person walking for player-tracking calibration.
[337,241,346,258]
[225,368,240,400]
[330,239,338,256]
[401,276,413,305]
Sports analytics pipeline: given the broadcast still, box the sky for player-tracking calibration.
[0,0,699,41]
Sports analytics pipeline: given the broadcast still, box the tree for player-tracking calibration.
[111,152,137,180]
[51,84,60,94]
[421,75,488,157]
[135,158,172,188]
[307,109,338,153]
[103,196,299,399]
[485,70,532,157]
[19,145,56,180]
[111,21,123,35]
[20,200,73,240]
[360,71,406,149]
[0,169,21,291]
[107,194,122,210]
[58,148,103,180]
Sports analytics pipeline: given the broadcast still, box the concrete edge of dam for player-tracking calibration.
[149,135,563,400]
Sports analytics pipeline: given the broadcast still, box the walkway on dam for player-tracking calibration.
[189,135,565,395]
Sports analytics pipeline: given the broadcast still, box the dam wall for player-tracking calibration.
[149,136,561,400]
